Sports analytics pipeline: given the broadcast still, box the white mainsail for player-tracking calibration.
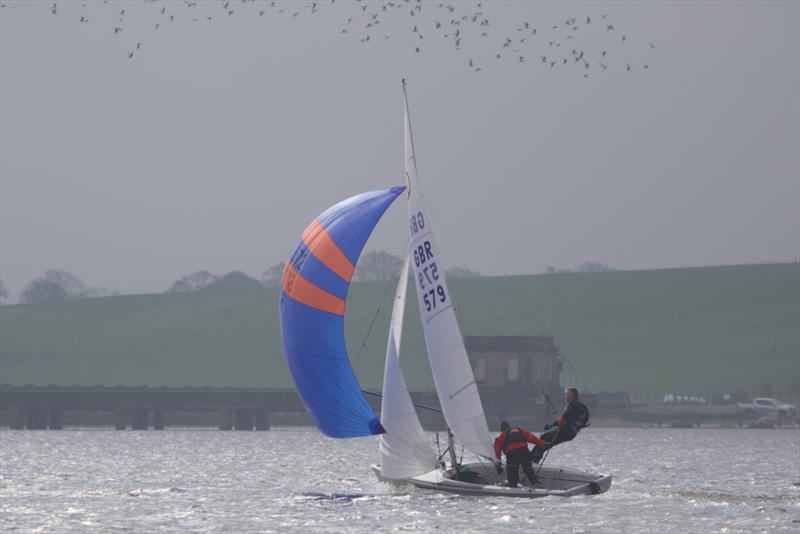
[402,80,495,460]
[379,256,439,479]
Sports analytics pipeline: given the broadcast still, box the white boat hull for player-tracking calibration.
[372,462,611,498]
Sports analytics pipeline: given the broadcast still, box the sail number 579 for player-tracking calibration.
[423,286,446,312]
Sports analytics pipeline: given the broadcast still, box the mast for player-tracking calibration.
[402,80,495,460]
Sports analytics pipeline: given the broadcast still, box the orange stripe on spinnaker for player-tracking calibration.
[301,219,354,282]
[282,262,345,316]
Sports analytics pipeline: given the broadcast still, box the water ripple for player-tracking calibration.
[1,427,798,533]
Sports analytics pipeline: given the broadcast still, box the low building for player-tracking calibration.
[465,335,563,430]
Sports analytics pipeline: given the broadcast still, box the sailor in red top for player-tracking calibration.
[493,421,550,487]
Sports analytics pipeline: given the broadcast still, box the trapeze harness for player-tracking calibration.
[557,401,591,434]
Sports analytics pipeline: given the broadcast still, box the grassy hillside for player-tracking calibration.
[1,263,797,401]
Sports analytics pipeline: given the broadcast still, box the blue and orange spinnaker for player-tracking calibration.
[279,187,405,438]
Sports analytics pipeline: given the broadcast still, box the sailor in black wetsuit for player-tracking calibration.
[531,387,590,463]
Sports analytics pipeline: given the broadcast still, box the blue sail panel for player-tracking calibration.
[279,186,405,438]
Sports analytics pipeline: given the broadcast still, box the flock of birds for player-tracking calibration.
[338,1,655,76]
[6,0,655,76]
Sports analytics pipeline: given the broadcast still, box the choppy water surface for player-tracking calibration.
[1,427,798,533]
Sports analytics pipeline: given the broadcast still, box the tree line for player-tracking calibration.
[545,261,615,274]
[4,269,120,304]
[1,253,614,304]
[0,251,485,304]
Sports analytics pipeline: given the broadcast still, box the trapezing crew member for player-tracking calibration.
[493,421,550,488]
[531,387,590,463]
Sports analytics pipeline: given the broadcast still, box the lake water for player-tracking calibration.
[1,427,798,533]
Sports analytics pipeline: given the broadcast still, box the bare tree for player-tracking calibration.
[166,270,218,293]
[0,278,8,303]
[205,271,262,291]
[20,279,69,303]
[261,262,285,288]
[43,269,88,298]
[353,250,403,282]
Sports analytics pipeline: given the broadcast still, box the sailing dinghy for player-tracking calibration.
[279,81,611,498]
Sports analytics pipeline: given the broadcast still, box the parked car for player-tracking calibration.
[736,398,797,420]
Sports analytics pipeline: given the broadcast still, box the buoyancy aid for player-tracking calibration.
[502,428,528,452]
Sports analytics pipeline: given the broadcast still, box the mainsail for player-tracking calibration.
[402,81,495,459]
[379,255,439,479]
[279,187,405,438]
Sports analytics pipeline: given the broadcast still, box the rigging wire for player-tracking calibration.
[350,238,412,372]
[420,194,503,329]
[537,381,559,420]
[535,425,560,479]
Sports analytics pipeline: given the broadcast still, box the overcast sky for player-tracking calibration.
[1,0,798,300]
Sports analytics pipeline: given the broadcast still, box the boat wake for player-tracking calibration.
[298,492,377,503]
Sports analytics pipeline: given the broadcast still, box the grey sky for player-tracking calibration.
[1,1,798,300]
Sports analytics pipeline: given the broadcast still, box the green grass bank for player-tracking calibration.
[1,263,797,401]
